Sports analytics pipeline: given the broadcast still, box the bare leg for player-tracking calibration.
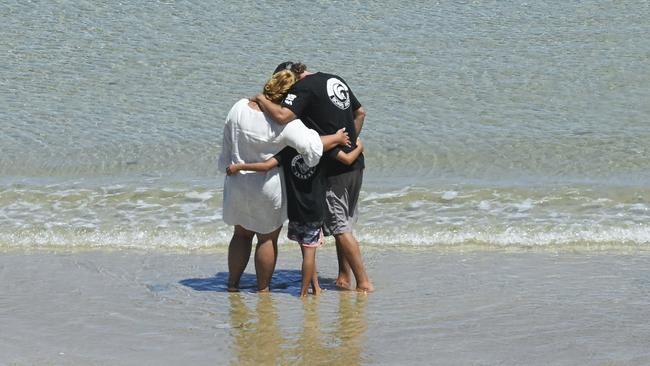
[300,246,320,297]
[311,258,322,296]
[335,241,353,290]
[228,225,255,292]
[335,232,374,292]
[254,227,281,292]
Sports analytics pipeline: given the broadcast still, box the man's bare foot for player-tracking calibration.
[356,282,374,293]
[336,282,352,290]
[335,274,353,290]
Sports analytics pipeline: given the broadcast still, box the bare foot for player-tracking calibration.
[227,282,239,292]
[335,276,352,290]
[356,282,374,293]
[313,286,322,296]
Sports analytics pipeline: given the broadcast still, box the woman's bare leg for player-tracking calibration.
[254,227,281,292]
[228,225,255,292]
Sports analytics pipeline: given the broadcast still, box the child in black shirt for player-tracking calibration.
[227,138,364,296]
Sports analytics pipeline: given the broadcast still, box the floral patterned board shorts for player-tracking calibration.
[287,221,324,248]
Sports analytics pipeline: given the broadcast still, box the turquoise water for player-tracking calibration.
[1,1,649,250]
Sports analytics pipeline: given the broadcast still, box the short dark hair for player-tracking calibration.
[273,61,307,75]
[274,61,294,74]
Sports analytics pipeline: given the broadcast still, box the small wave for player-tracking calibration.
[2,225,650,253]
[184,191,214,201]
[0,229,232,251]
[357,225,650,249]
[2,182,650,252]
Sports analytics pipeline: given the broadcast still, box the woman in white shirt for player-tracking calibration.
[218,70,348,292]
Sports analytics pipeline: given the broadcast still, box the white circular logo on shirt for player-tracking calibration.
[290,154,316,180]
[326,78,350,110]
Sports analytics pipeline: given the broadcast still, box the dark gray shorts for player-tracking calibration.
[323,169,363,236]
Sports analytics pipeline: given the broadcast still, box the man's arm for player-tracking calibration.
[353,107,366,135]
[335,138,364,166]
[226,158,279,175]
[254,94,296,124]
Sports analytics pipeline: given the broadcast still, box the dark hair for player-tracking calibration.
[273,61,307,75]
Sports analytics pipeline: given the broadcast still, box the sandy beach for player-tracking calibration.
[2,246,649,365]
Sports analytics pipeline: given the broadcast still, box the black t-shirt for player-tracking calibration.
[274,147,326,223]
[281,72,364,176]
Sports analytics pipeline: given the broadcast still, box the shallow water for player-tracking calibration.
[1,1,649,251]
[1,250,649,365]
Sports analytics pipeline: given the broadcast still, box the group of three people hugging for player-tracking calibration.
[218,61,374,296]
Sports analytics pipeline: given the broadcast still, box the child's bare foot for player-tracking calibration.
[312,286,322,296]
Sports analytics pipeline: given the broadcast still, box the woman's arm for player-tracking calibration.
[217,103,239,172]
[335,138,364,166]
[226,158,279,175]
[320,128,350,151]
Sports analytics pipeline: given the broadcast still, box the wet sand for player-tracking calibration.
[1,247,650,365]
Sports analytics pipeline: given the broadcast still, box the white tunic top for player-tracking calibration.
[218,99,323,233]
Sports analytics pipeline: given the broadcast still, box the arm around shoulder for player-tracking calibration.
[254,94,296,124]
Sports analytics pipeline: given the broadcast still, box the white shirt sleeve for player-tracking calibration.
[279,120,323,167]
[217,102,240,172]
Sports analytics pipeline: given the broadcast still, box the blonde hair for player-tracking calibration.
[263,70,297,103]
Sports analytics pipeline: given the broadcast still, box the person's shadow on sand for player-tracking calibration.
[179,270,339,296]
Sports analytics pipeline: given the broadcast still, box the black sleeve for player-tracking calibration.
[349,86,361,111]
[273,147,291,166]
[281,83,311,117]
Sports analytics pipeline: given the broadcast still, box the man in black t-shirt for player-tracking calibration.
[255,61,374,292]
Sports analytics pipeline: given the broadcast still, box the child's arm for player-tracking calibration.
[226,157,279,175]
[335,138,364,166]
[320,128,350,151]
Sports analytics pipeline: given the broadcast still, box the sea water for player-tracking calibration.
[2,1,649,251]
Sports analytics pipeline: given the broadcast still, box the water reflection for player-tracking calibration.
[228,292,369,365]
[292,298,329,364]
[330,293,368,365]
[228,294,284,365]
